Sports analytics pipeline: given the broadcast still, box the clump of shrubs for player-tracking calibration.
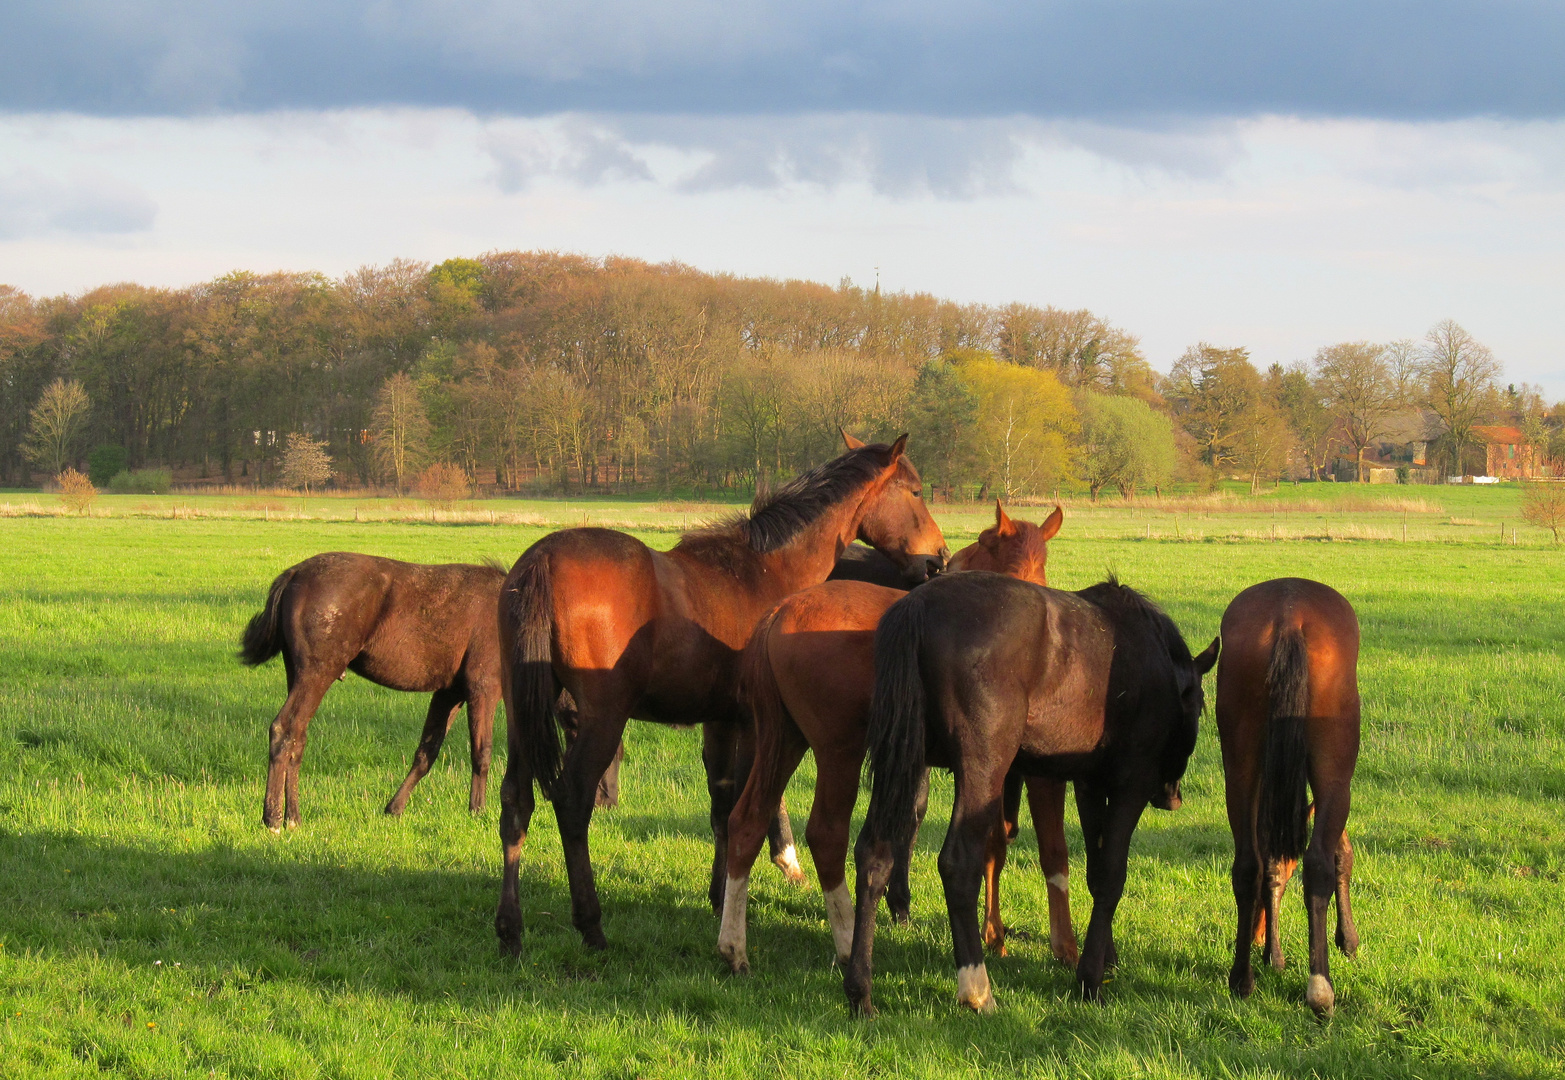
[416,463,471,510]
[57,468,98,513]
[108,468,173,495]
[87,445,128,487]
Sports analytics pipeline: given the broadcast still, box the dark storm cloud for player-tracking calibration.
[3,1,1562,120]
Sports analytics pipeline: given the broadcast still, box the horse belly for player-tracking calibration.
[1022,674,1107,758]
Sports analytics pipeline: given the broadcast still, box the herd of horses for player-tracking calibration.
[240,435,1362,1018]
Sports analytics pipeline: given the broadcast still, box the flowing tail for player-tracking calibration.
[862,595,928,850]
[1258,625,1312,861]
[504,552,564,799]
[739,605,793,810]
[238,565,298,666]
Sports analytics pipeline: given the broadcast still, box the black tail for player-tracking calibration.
[238,566,298,666]
[1258,625,1311,861]
[504,553,564,799]
[862,596,928,850]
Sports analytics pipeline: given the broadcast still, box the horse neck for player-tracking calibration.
[756,496,867,597]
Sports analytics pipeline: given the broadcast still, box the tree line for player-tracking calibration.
[2,252,1559,498]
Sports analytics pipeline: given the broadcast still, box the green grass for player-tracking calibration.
[1,495,1562,1078]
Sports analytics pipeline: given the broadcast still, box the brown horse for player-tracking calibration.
[496,436,949,952]
[240,553,509,830]
[717,503,1072,973]
[1217,577,1360,1017]
[844,574,1218,1014]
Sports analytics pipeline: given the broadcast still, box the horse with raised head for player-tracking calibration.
[495,435,949,953]
[844,573,1217,1014]
[716,503,1074,973]
[1216,577,1360,1017]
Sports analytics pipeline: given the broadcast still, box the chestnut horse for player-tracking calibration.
[496,436,949,953]
[1217,577,1360,1017]
[241,554,509,829]
[844,574,1217,1014]
[717,503,1072,973]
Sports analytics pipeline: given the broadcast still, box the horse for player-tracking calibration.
[495,434,949,953]
[240,553,511,829]
[717,502,1073,974]
[1216,577,1360,1017]
[843,573,1218,1014]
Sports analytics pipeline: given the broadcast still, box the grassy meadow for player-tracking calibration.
[1,483,1562,1078]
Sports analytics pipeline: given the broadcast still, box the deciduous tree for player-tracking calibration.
[22,378,91,477]
[1419,320,1500,476]
[371,372,429,493]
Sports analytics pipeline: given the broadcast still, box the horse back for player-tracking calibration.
[1217,578,1360,734]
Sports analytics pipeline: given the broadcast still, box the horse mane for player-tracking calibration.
[674,444,896,566]
[1078,576,1194,665]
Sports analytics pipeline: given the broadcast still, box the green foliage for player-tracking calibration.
[87,444,128,487]
[1078,392,1177,498]
[108,467,173,494]
[905,359,978,496]
[957,355,1078,498]
[1,509,1562,1077]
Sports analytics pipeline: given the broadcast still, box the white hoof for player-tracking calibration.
[716,874,750,973]
[1305,974,1335,1016]
[957,964,996,1013]
[772,843,807,885]
[823,882,855,965]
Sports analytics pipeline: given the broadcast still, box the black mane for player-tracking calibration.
[675,444,894,561]
[1078,577,1193,664]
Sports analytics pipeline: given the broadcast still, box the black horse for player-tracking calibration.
[843,572,1218,1014]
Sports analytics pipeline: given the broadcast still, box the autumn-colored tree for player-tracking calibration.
[1164,344,1265,483]
[1314,342,1397,482]
[57,467,97,513]
[1521,482,1565,542]
[371,372,430,492]
[416,462,471,509]
[279,433,333,492]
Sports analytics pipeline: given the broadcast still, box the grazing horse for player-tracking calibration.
[717,503,1071,973]
[496,436,949,953]
[240,554,510,829]
[1217,577,1360,1017]
[844,574,1217,1014]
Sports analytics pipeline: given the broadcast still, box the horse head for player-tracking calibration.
[948,501,1062,586]
[845,431,949,586]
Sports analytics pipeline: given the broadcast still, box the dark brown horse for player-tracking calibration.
[717,503,1071,973]
[496,436,949,952]
[844,574,1217,1014]
[1217,577,1360,1017]
[241,553,509,830]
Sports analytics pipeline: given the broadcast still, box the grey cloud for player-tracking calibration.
[2,2,1563,121]
[0,171,158,239]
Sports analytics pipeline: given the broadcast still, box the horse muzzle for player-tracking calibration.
[1152,781,1182,812]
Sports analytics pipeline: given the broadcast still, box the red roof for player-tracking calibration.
[1472,425,1525,444]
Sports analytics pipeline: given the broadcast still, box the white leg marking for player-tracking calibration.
[1047,872,1069,893]
[956,963,996,1013]
[773,842,806,883]
[716,873,750,972]
[1305,973,1335,1016]
[823,882,855,964]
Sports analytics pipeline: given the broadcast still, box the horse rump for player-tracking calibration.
[862,595,928,850]
[1258,626,1311,861]
[238,565,298,667]
[505,552,565,799]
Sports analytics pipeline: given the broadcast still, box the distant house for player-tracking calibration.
[1471,425,1538,479]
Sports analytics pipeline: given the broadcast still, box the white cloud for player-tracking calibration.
[0,168,157,239]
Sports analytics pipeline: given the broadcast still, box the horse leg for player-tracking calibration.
[1075,783,1144,1002]
[264,669,334,831]
[704,721,748,913]
[940,772,1005,1012]
[555,712,631,950]
[1026,776,1078,966]
[807,754,866,966]
[384,687,464,816]
[887,766,930,924]
[1228,830,1262,999]
[467,687,496,814]
[717,726,808,972]
[1302,784,1352,1017]
[1335,830,1359,958]
[595,739,624,809]
[494,716,537,956]
[981,770,1022,955]
[1263,857,1288,970]
[767,799,806,885]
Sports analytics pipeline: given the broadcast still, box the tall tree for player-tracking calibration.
[1269,363,1335,480]
[958,356,1077,499]
[1078,391,1177,499]
[22,378,91,477]
[370,372,430,492]
[1314,341,1396,482]
[1418,320,1501,476]
[1164,344,1264,482]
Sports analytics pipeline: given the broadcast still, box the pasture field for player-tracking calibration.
[1,489,1562,1078]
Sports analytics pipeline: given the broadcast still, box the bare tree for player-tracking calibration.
[279,432,333,492]
[1521,482,1565,542]
[371,372,429,493]
[1315,342,1396,482]
[1419,320,1501,476]
[22,378,91,477]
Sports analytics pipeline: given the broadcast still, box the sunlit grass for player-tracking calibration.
[0,500,1562,1078]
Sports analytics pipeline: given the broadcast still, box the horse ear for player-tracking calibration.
[994,500,1017,537]
[1039,503,1063,542]
[1194,635,1220,674]
[884,433,908,463]
[841,429,865,450]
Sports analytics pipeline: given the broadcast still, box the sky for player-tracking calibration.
[2,1,1563,394]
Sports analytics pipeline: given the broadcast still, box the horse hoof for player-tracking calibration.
[1305,974,1335,1017]
[1269,953,1286,972]
[771,844,808,886]
[1337,931,1360,959]
[1229,970,1255,999]
[383,801,405,817]
[1054,942,1080,968]
[957,964,995,1013]
[582,928,609,951]
[848,998,876,1019]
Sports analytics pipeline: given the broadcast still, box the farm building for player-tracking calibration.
[1471,425,1540,479]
